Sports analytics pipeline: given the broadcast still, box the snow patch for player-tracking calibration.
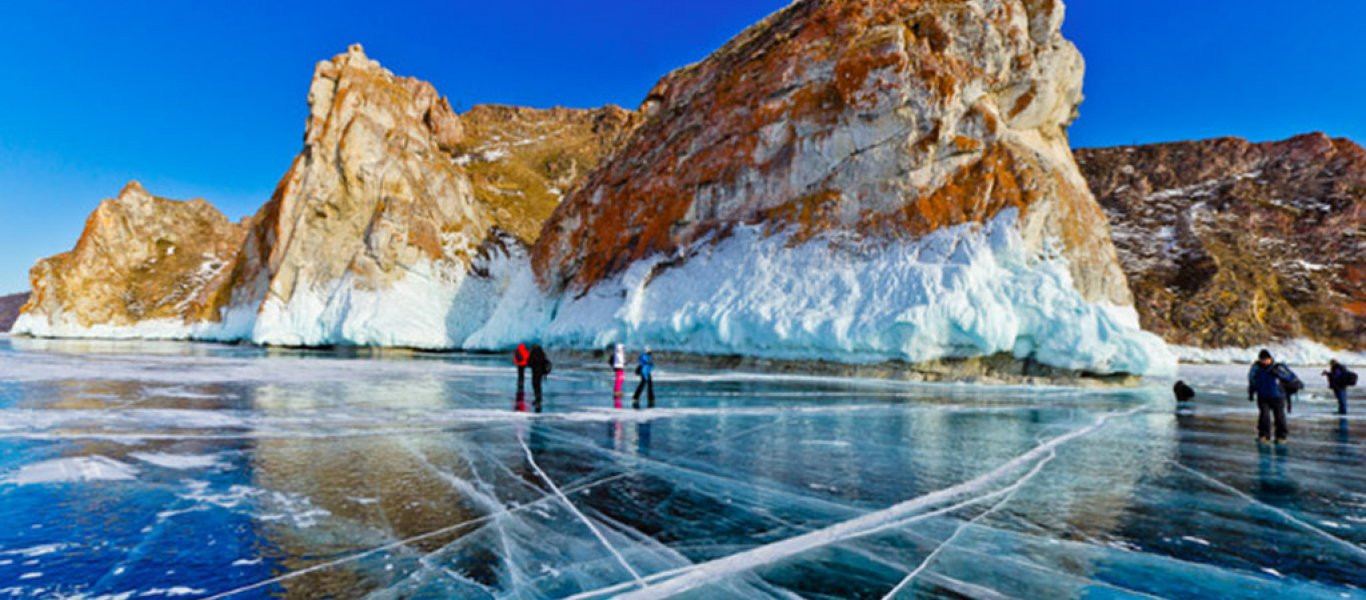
[130,452,223,470]
[3,456,137,485]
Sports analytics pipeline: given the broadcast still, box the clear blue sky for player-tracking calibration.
[2,0,1364,294]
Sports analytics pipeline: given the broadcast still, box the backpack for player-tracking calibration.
[1345,369,1358,387]
[1282,377,1303,394]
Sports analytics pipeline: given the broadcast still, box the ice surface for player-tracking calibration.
[0,338,1361,598]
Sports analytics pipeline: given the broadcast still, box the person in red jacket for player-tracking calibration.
[513,343,530,391]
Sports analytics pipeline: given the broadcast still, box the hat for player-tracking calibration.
[1258,349,1272,361]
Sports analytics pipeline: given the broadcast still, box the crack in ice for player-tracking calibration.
[594,407,1142,599]
[882,448,1056,598]
[1170,461,1366,560]
[518,433,647,587]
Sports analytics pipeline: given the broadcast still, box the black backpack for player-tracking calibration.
[1282,377,1304,394]
[1345,369,1358,387]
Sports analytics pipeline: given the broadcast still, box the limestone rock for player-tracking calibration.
[1078,133,1366,350]
[512,0,1169,374]
[215,45,614,347]
[454,103,637,243]
[533,0,1129,307]
[13,182,245,337]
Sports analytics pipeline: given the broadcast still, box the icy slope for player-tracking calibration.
[468,210,1176,376]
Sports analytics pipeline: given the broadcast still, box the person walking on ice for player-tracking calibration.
[527,344,552,411]
[512,343,530,391]
[609,343,627,409]
[1322,359,1357,415]
[1248,349,1299,445]
[633,346,656,409]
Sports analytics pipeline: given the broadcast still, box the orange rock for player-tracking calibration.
[15,182,245,335]
[532,0,1133,308]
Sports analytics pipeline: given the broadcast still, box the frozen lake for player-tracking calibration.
[0,336,1362,598]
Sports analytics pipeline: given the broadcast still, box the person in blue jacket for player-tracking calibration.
[1248,349,1299,444]
[633,346,655,409]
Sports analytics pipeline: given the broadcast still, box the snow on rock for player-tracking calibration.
[1078,133,1366,352]
[523,0,1162,374]
[1173,339,1366,367]
[471,210,1175,376]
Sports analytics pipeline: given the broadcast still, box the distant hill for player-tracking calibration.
[1078,133,1365,351]
[0,292,29,332]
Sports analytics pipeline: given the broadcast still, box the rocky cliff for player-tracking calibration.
[12,182,245,338]
[456,104,637,243]
[503,0,1171,374]
[1078,133,1366,351]
[0,292,29,332]
[16,46,629,348]
[211,45,627,348]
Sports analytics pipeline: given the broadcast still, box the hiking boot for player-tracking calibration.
[1274,437,1287,445]
[1257,437,1271,444]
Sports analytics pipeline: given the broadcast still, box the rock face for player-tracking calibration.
[13,182,245,338]
[0,292,30,332]
[1078,133,1366,351]
[456,104,637,243]
[213,45,617,348]
[511,0,1171,374]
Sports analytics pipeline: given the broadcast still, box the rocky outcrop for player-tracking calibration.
[0,292,29,332]
[510,0,1171,374]
[12,182,245,338]
[1078,133,1366,351]
[455,104,637,243]
[212,45,618,348]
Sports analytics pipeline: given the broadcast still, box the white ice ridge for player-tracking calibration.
[1172,339,1366,367]
[570,406,1141,599]
[470,210,1177,376]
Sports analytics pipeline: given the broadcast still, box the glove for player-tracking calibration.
[1248,392,1254,402]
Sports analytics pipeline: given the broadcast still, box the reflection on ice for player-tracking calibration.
[0,337,1362,598]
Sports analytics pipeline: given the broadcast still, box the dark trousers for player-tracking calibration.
[1257,395,1288,439]
[532,373,544,404]
[633,376,655,408]
[517,366,526,390]
[1334,387,1348,415]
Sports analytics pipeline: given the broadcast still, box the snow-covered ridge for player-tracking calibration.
[1173,339,1366,366]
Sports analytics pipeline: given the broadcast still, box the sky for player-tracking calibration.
[1,0,1364,293]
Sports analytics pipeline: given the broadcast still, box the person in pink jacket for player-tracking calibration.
[609,343,627,408]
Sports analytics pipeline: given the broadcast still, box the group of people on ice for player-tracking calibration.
[511,342,657,410]
[1180,349,1357,445]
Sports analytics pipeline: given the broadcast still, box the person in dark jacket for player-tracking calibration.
[1173,380,1196,403]
[513,343,530,391]
[1248,349,1298,444]
[527,344,552,407]
[633,347,655,409]
[1322,359,1352,415]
